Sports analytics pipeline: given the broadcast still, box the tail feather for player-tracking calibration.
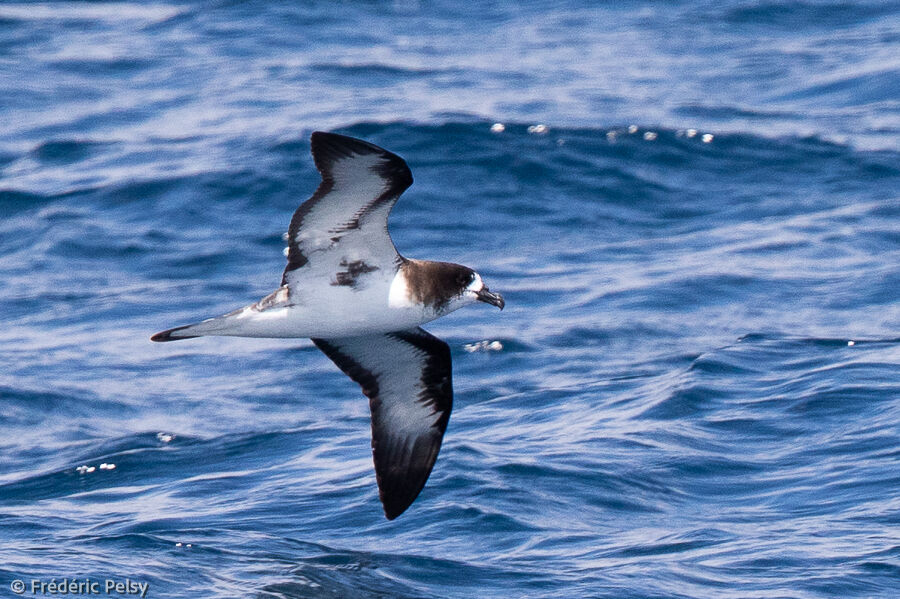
[150,309,248,342]
[150,324,201,342]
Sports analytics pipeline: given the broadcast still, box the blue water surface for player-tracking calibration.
[2,2,899,598]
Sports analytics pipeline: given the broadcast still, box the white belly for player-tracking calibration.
[229,298,434,338]
[198,272,437,339]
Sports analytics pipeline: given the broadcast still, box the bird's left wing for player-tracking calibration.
[282,132,413,287]
[312,328,452,520]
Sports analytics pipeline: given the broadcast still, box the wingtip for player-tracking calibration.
[309,132,412,182]
[310,130,385,159]
[380,491,413,520]
[374,441,442,521]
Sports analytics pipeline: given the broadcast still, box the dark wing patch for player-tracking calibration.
[331,259,380,288]
[312,328,452,520]
[252,285,291,310]
[282,132,413,286]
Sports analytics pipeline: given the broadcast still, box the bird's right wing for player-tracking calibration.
[312,328,453,520]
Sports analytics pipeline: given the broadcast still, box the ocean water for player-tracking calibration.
[2,2,899,598]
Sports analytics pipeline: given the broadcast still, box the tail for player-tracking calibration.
[150,324,201,342]
[150,315,238,342]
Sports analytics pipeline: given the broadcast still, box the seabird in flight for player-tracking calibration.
[151,131,504,519]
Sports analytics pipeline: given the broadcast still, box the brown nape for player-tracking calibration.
[401,259,474,311]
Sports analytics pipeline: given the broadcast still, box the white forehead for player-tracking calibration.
[467,272,484,291]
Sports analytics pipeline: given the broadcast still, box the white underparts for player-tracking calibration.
[388,269,414,309]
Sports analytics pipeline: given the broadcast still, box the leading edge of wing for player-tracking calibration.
[312,328,452,520]
[282,132,413,284]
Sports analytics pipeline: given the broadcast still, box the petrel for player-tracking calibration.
[151,131,504,519]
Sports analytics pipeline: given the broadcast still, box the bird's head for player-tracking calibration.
[401,260,504,316]
[448,265,505,312]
